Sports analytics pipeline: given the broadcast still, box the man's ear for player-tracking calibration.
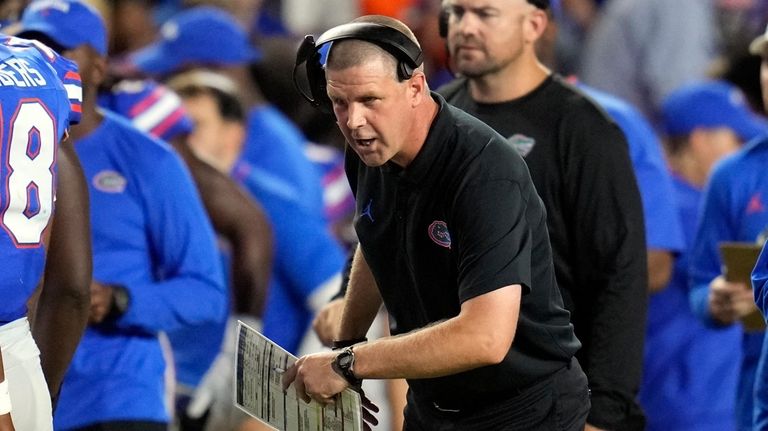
[524,8,549,45]
[408,70,429,107]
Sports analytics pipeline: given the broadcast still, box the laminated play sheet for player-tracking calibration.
[234,320,363,431]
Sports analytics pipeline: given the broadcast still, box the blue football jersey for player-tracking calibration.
[0,35,81,323]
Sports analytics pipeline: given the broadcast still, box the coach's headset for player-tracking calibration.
[293,22,424,113]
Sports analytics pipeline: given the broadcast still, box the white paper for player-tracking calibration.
[234,320,363,431]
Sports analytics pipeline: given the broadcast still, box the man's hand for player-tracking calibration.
[88,281,115,324]
[281,352,349,405]
[312,298,346,347]
[585,423,606,431]
[281,351,380,431]
[709,276,753,324]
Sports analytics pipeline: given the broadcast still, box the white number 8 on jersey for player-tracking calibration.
[2,101,56,247]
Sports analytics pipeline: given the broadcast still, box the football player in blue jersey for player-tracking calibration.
[17,1,228,429]
[0,34,91,430]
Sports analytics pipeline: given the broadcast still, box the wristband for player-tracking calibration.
[0,380,11,415]
[331,337,367,350]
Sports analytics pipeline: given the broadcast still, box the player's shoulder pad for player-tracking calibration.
[1,35,82,125]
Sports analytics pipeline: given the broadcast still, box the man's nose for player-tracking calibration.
[346,104,366,129]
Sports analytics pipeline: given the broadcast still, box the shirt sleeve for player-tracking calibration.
[46,50,82,125]
[452,179,533,302]
[616,104,684,252]
[108,80,194,142]
[562,108,648,429]
[269,188,345,302]
[115,149,227,334]
[753,331,768,429]
[688,163,735,325]
[239,164,345,301]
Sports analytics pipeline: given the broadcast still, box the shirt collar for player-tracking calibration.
[398,92,453,185]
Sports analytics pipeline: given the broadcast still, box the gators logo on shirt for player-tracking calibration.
[507,134,536,157]
[93,170,127,193]
[428,220,451,249]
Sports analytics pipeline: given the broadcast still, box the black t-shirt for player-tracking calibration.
[345,92,580,409]
[439,75,647,428]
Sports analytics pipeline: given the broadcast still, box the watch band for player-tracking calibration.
[331,337,367,350]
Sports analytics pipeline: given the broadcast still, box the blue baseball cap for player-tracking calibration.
[128,7,262,76]
[661,80,768,142]
[17,0,107,56]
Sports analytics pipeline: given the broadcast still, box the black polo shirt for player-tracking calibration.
[345,93,580,409]
[439,76,648,428]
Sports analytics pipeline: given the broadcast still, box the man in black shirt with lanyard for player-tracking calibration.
[283,14,589,430]
[438,0,647,429]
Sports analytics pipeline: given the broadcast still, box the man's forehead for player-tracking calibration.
[326,49,397,78]
[326,67,392,89]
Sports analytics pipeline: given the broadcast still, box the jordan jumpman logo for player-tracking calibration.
[361,198,374,222]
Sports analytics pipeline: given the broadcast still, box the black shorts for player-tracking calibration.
[403,358,590,431]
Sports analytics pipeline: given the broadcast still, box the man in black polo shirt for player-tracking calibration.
[282,14,589,430]
[438,0,648,429]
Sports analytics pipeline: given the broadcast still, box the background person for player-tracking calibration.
[437,0,647,428]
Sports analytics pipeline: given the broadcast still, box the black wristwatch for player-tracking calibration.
[332,347,362,388]
[107,285,130,320]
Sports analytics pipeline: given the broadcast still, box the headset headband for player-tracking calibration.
[293,21,424,113]
[315,22,423,70]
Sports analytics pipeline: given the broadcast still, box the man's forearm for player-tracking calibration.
[337,247,382,341]
[33,142,91,398]
[583,274,647,429]
[352,285,521,380]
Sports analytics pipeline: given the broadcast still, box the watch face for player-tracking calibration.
[338,352,354,368]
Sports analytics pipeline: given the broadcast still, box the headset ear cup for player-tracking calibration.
[439,8,449,38]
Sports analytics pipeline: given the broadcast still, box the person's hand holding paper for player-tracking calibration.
[717,242,766,331]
